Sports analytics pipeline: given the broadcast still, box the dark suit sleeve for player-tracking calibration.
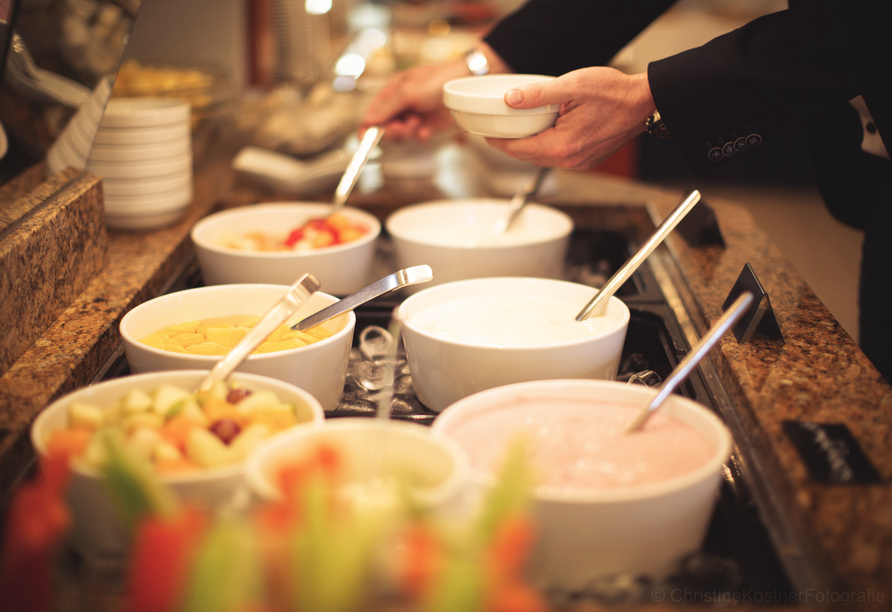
[483,0,678,76]
[648,0,891,175]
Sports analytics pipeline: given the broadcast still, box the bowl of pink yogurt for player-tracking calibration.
[397,277,630,412]
[431,378,733,592]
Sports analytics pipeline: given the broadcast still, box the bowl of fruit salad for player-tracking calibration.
[30,370,325,560]
[191,202,381,296]
[120,284,355,410]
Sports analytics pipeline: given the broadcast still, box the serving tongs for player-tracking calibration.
[291,265,433,331]
[197,273,321,392]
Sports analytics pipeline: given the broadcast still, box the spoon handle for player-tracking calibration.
[331,126,384,213]
[624,291,754,433]
[197,273,321,392]
[292,265,433,331]
[576,190,701,321]
[492,166,550,235]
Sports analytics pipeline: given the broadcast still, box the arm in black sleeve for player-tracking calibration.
[483,0,678,76]
[647,0,891,175]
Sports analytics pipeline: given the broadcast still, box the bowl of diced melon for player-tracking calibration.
[120,283,355,410]
[30,370,325,560]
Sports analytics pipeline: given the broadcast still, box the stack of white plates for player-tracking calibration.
[88,98,194,230]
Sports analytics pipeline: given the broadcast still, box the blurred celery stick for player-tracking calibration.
[100,429,178,528]
[422,555,486,612]
[291,475,397,612]
[181,517,263,612]
[473,436,535,544]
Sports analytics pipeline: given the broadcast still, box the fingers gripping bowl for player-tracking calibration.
[191,202,381,296]
[120,284,355,410]
[443,74,559,138]
[397,277,630,412]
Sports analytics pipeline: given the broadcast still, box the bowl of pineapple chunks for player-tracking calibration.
[31,370,325,560]
[120,283,355,410]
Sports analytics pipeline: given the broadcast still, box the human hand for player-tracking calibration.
[360,60,468,143]
[485,67,656,170]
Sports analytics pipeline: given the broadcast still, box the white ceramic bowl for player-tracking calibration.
[102,170,193,196]
[191,203,381,296]
[105,207,189,231]
[386,198,572,291]
[397,277,630,412]
[431,379,733,591]
[88,138,191,162]
[120,284,355,410]
[443,75,559,138]
[93,122,191,146]
[99,97,192,129]
[86,152,192,179]
[104,183,193,213]
[30,370,325,560]
[246,418,469,515]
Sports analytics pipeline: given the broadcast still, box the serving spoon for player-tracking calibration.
[197,273,321,393]
[329,126,384,216]
[624,292,754,434]
[290,265,433,331]
[491,166,550,235]
[576,190,701,321]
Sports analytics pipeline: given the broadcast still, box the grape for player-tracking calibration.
[209,419,241,445]
[227,388,252,404]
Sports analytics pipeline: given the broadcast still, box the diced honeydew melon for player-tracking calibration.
[127,427,161,463]
[152,385,193,416]
[229,423,272,461]
[234,390,285,415]
[80,431,110,468]
[68,401,105,430]
[122,411,164,434]
[186,428,235,467]
[153,440,184,463]
[122,388,154,414]
[174,398,209,425]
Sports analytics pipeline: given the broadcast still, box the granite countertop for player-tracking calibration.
[0,138,890,609]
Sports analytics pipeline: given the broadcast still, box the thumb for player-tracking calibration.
[504,82,555,109]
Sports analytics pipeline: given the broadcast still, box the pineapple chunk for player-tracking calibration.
[68,402,105,430]
[152,440,183,463]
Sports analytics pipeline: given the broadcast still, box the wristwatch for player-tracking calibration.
[464,49,490,76]
[646,110,671,139]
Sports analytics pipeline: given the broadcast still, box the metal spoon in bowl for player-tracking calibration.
[197,273,321,393]
[329,126,384,216]
[624,292,754,434]
[291,265,433,331]
[491,166,550,236]
[576,190,701,321]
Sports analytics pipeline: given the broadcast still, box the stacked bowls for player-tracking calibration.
[88,97,194,230]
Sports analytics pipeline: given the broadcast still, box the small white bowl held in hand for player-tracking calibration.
[443,75,559,138]
[397,277,630,412]
[431,379,733,591]
[30,370,324,561]
[386,198,573,292]
[120,284,355,410]
[191,203,381,296]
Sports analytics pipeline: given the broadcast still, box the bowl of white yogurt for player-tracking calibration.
[431,378,733,592]
[397,277,629,411]
[386,198,573,293]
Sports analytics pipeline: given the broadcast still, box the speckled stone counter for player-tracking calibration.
[1,141,890,610]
